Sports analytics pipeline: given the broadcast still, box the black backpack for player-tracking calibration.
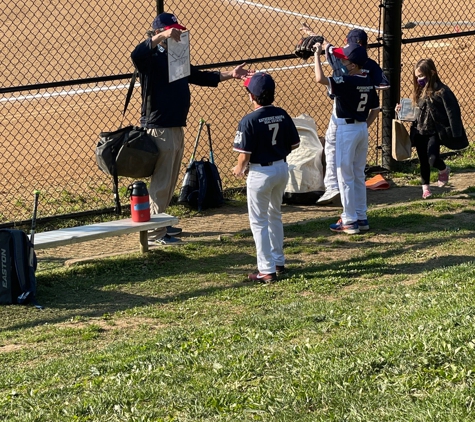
[0,229,41,308]
[179,158,224,212]
[178,122,224,212]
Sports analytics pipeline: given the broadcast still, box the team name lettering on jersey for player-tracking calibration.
[357,85,373,93]
[258,115,285,124]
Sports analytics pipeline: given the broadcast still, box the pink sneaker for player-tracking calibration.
[422,189,432,199]
[438,166,450,187]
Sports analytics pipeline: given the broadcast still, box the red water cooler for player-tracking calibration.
[128,181,150,222]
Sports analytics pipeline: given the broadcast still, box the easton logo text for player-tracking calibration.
[1,248,7,288]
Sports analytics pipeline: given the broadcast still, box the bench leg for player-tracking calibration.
[139,230,149,253]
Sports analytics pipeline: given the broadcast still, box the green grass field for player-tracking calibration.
[1,150,475,421]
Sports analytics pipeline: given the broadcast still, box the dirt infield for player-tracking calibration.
[1,0,474,222]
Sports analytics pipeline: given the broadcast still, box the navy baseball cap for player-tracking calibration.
[243,72,275,96]
[333,43,368,67]
[346,29,368,46]
[152,13,186,31]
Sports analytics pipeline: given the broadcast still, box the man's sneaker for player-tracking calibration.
[438,166,450,187]
[166,226,183,236]
[276,265,287,275]
[317,189,340,205]
[247,272,277,283]
[357,219,370,231]
[329,219,360,234]
[149,234,183,246]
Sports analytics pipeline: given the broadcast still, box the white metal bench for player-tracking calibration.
[34,213,179,253]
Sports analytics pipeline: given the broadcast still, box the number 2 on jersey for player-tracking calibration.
[357,93,368,112]
[269,123,279,145]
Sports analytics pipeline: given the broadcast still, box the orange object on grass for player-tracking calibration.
[365,174,390,190]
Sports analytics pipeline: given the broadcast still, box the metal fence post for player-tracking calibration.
[382,0,403,170]
[157,0,164,15]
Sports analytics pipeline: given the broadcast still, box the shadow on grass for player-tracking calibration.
[298,247,475,287]
[1,247,258,331]
[4,207,474,331]
[284,209,475,288]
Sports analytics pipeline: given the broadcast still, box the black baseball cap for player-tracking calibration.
[152,13,186,31]
[346,29,368,46]
[243,72,275,96]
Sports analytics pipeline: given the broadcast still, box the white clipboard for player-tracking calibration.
[167,32,191,83]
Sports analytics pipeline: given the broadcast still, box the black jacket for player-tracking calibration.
[131,38,221,128]
[414,83,469,151]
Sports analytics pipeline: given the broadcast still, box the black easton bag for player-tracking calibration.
[178,122,224,212]
[0,229,40,307]
[96,69,158,214]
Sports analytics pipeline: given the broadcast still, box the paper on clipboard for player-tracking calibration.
[167,31,191,83]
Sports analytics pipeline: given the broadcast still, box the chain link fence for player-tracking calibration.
[1,0,473,225]
[400,2,475,113]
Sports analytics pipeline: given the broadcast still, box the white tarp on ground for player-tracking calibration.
[285,114,324,193]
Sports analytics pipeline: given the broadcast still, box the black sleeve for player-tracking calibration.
[131,38,153,72]
[188,65,221,87]
[441,88,464,138]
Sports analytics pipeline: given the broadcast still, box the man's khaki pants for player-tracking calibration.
[147,127,184,240]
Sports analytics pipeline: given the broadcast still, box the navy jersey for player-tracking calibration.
[362,58,390,89]
[233,105,300,164]
[329,74,380,121]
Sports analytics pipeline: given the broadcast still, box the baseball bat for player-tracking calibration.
[190,118,205,164]
[206,123,214,164]
[29,190,40,268]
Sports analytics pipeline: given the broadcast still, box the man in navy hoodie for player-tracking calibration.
[131,12,252,245]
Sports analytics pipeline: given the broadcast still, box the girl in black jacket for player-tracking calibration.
[406,59,468,199]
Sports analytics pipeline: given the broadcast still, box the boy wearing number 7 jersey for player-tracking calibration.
[233,72,300,283]
[314,43,380,234]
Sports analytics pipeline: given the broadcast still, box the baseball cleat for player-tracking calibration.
[276,265,287,275]
[329,219,360,234]
[247,272,277,283]
[317,189,340,205]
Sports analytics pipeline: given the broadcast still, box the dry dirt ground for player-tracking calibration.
[3,0,475,224]
[36,169,475,267]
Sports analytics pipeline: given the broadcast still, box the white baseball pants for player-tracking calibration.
[334,119,368,224]
[323,106,339,191]
[247,160,289,274]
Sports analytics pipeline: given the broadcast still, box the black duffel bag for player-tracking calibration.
[96,68,159,214]
[96,125,159,179]
[96,126,158,215]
